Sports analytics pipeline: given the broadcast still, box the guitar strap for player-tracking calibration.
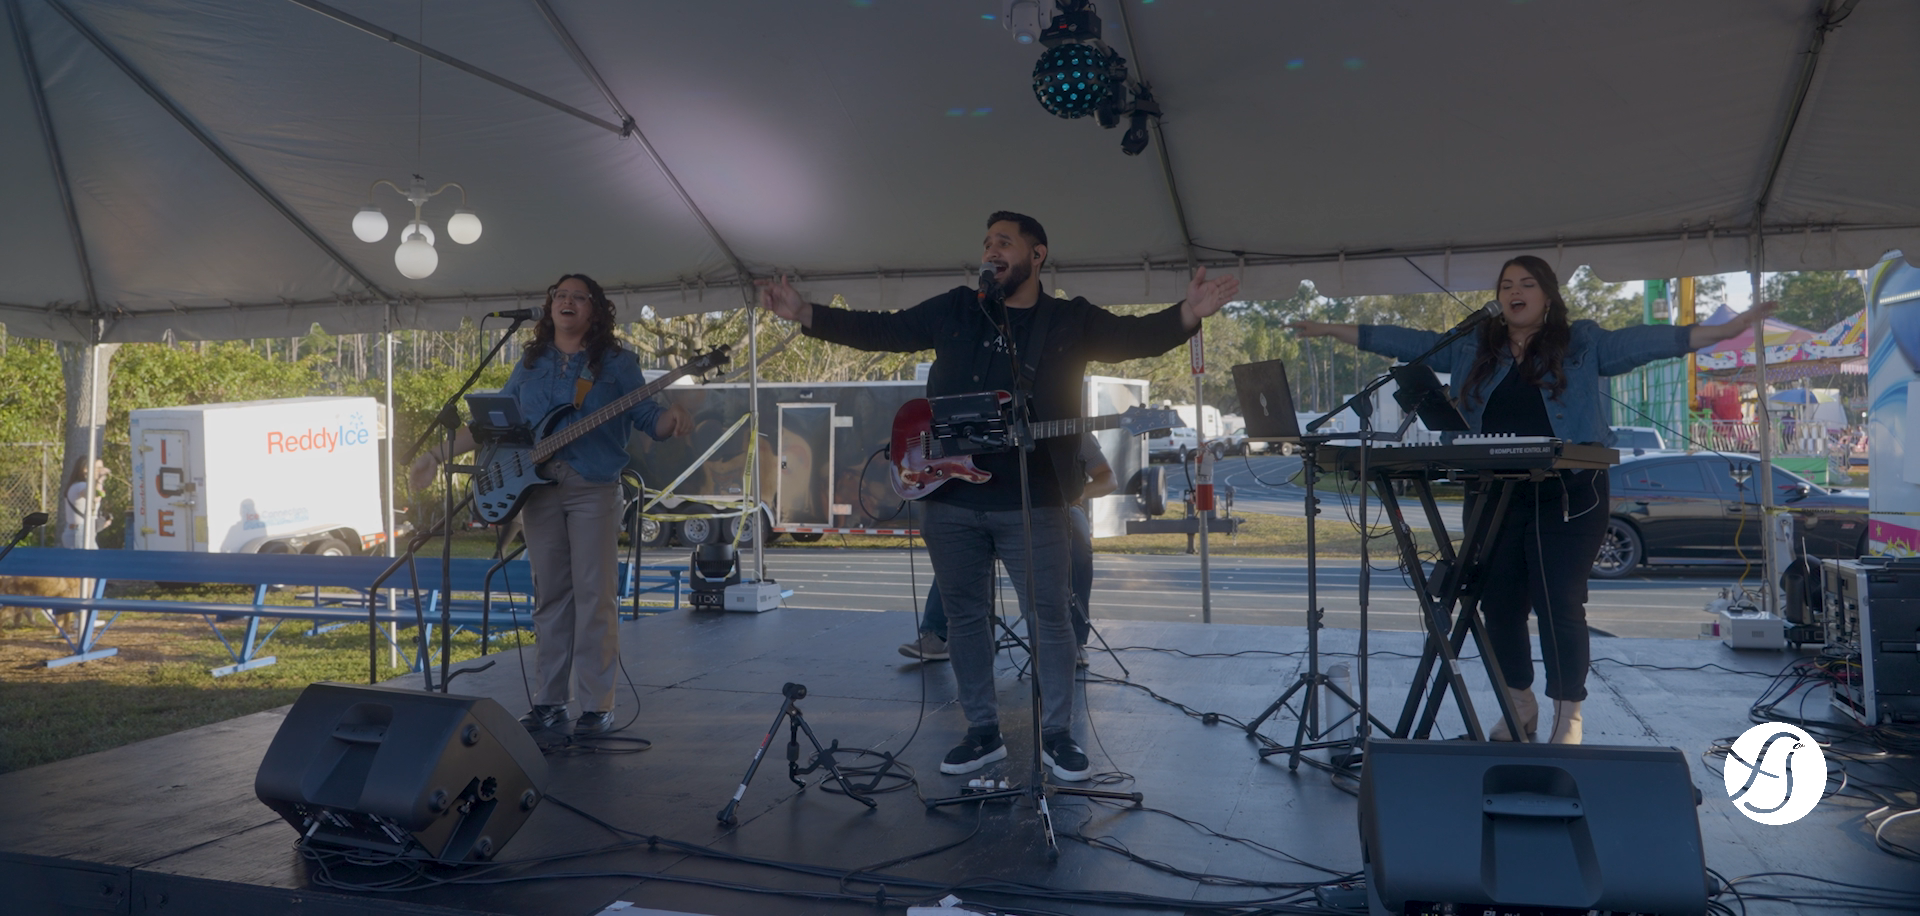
[572,360,596,410]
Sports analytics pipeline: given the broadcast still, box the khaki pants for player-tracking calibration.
[521,461,623,713]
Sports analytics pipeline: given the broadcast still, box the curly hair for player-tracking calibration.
[1459,255,1571,406]
[523,273,621,372]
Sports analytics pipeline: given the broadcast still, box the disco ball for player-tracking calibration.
[1031,43,1119,119]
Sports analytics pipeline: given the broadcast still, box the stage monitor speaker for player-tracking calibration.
[1359,738,1707,916]
[254,682,548,861]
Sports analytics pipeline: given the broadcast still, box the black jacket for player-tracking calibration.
[805,286,1197,505]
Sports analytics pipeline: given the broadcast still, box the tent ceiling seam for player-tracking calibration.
[1751,0,1860,228]
[44,0,392,302]
[1113,0,1196,270]
[7,0,98,315]
[284,0,624,134]
[530,0,755,294]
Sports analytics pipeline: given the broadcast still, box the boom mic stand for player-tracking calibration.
[0,511,49,565]
[369,313,533,690]
[922,284,1140,854]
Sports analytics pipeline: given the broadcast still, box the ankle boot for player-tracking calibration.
[1487,686,1538,741]
[1549,699,1584,744]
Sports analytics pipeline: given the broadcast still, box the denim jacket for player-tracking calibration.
[1356,320,1693,446]
[500,346,665,484]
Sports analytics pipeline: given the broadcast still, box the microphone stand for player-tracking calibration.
[366,314,531,689]
[922,282,1141,855]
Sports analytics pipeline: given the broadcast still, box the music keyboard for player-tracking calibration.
[1318,442,1618,478]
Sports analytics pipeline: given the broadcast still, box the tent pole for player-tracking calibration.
[81,326,100,551]
[1750,233,1778,617]
[748,287,764,582]
[384,303,399,669]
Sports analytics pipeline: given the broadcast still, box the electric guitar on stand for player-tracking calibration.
[888,391,1182,500]
[469,346,730,524]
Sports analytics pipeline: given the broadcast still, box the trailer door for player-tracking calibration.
[140,429,196,551]
[777,404,834,527]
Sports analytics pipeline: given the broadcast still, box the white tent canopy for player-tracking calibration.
[3,0,1918,343]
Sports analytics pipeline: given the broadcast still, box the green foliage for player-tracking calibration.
[1763,270,1863,332]
[1565,266,1642,329]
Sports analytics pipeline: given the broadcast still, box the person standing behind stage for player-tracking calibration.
[761,211,1237,781]
[410,274,691,738]
[1289,255,1772,744]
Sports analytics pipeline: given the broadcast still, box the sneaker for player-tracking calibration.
[899,631,950,661]
[573,710,614,737]
[1042,733,1092,782]
[1076,645,1089,668]
[519,704,567,732]
[939,729,1007,775]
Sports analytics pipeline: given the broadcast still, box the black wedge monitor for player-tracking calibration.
[1231,359,1301,443]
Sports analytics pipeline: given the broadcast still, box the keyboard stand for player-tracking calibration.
[1361,467,1536,743]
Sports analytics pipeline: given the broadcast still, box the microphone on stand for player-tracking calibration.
[1449,300,1503,331]
[484,306,545,321]
[978,263,1003,303]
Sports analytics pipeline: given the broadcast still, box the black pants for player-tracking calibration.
[1469,469,1609,703]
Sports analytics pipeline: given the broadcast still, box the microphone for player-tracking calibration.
[978,263,1002,302]
[484,306,544,321]
[20,511,48,531]
[1450,300,1502,331]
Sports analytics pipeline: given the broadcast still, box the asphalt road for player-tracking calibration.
[761,546,1750,641]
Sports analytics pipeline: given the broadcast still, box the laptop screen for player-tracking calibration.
[1231,359,1301,441]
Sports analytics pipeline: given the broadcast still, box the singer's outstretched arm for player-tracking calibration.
[1287,321,1359,347]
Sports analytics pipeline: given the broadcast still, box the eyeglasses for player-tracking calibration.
[550,290,593,304]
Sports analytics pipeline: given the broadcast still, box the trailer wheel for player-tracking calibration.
[637,517,672,550]
[722,510,770,549]
[676,515,720,546]
[305,536,354,557]
[790,531,824,543]
[258,540,292,554]
[1143,467,1167,517]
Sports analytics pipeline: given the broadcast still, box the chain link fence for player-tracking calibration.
[0,443,58,546]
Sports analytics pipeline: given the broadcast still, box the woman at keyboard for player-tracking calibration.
[1290,255,1772,743]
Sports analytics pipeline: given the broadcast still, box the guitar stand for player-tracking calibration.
[717,682,877,826]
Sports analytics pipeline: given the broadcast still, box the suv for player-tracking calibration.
[1610,425,1684,457]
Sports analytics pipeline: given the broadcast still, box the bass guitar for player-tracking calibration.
[470,346,730,524]
[888,392,1182,500]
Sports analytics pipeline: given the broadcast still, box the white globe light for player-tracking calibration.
[446,209,482,245]
[394,232,438,279]
[352,205,388,243]
[401,219,435,247]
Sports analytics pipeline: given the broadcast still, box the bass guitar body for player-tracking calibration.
[471,406,570,525]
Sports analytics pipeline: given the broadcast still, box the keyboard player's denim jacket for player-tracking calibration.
[1356,320,1694,447]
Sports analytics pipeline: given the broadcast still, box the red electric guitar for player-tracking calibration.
[888,392,1183,500]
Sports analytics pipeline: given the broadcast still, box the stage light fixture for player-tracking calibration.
[1003,0,1043,44]
[1028,0,1162,157]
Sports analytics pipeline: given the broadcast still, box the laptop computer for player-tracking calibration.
[1230,359,1302,442]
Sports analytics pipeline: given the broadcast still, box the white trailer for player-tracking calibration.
[129,397,388,555]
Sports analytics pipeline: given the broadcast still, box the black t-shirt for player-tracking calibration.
[1480,364,1555,437]
[933,304,1064,510]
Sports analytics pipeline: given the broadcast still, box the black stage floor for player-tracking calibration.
[4,607,1916,915]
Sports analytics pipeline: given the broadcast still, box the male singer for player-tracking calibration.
[758,212,1236,780]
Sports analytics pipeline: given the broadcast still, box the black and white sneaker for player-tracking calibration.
[940,730,1007,775]
[1042,733,1092,782]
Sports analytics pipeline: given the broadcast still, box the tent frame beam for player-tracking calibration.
[530,0,755,291]
[1751,0,1859,224]
[7,0,98,315]
[44,0,391,304]
[284,0,625,136]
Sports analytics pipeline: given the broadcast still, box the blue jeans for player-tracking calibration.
[920,505,1092,648]
[921,499,1077,736]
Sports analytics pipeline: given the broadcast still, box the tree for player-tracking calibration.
[1763,270,1863,332]
[1564,267,1640,329]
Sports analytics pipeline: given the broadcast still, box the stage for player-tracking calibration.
[3,606,1915,915]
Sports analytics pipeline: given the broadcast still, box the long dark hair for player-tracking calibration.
[1460,255,1572,405]
[523,273,620,371]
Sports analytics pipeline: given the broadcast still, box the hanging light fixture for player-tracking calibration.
[349,175,479,279]
[1029,0,1163,157]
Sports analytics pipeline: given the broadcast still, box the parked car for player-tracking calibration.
[1590,453,1867,578]
[1147,404,1223,462]
[1609,425,1685,457]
